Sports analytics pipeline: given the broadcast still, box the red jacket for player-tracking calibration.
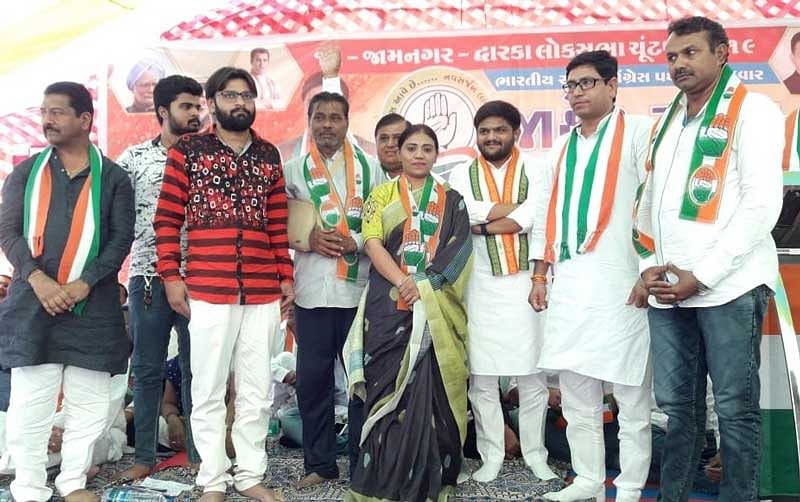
[154,131,292,305]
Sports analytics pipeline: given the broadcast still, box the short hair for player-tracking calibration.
[307,92,349,120]
[566,50,618,81]
[667,16,729,52]
[398,124,439,152]
[44,82,93,117]
[205,67,257,100]
[791,32,800,55]
[250,48,269,62]
[374,113,411,138]
[473,101,522,131]
[153,75,203,125]
[301,72,350,101]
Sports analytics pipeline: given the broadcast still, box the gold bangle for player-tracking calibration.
[531,274,547,284]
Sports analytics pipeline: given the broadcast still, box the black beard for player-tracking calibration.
[216,108,254,132]
[168,115,201,136]
[479,142,514,162]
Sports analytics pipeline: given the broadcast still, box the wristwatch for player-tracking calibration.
[696,280,710,296]
[479,223,489,235]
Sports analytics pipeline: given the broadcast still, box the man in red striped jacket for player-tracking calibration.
[154,66,293,502]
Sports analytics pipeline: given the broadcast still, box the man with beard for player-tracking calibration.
[154,67,293,502]
[635,17,782,501]
[530,50,653,502]
[448,101,556,483]
[115,75,203,481]
[284,92,383,487]
[373,113,410,179]
[0,81,133,502]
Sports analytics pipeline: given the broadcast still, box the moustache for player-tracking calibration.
[673,69,692,78]
[43,127,59,134]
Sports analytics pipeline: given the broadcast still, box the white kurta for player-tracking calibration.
[531,113,653,386]
[449,155,545,375]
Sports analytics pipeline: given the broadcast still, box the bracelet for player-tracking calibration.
[531,274,547,284]
[479,223,489,235]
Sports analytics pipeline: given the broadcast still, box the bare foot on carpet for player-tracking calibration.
[199,491,226,502]
[86,465,101,480]
[64,488,99,502]
[237,483,283,502]
[113,463,151,481]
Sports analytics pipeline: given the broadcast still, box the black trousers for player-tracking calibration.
[295,305,363,478]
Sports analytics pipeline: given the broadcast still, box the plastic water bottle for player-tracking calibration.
[101,486,169,502]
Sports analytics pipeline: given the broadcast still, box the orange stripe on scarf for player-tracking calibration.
[581,112,626,252]
[308,140,357,280]
[57,177,91,283]
[783,110,797,172]
[478,148,520,274]
[544,144,568,264]
[696,85,746,222]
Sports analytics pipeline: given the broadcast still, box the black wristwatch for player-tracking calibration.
[479,223,489,235]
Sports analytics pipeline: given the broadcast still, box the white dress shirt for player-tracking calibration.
[284,147,385,309]
[639,91,783,308]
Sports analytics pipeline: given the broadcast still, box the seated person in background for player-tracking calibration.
[271,351,347,453]
[544,382,620,471]
[462,379,524,461]
[156,357,236,460]
[0,371,129,478]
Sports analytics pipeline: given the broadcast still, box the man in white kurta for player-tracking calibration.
[529,51,653,502]
[449,101,555,483]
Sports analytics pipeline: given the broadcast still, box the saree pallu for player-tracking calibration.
[344,182,472,502]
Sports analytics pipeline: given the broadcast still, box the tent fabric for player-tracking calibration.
[159,0,800,41]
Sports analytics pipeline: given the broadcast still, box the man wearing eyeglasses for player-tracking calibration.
[154,66,293,502]
[529,50,653,502]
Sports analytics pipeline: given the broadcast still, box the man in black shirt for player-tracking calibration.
[0,82,134,502]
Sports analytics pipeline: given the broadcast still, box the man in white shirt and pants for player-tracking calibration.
[449,101,556,483]
[530,50,654,502]
[636,16,783,502]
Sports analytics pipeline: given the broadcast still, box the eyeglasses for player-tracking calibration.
[217,90,256,102]
[562,77,608,93]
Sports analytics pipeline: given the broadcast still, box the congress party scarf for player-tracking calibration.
[23,145,103,315]
[303,139,371,281]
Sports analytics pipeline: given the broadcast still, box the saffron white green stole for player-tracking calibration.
[633,65,747,257]
[23,145,103,315]
[468,147,529,275]
[544,108,626,263]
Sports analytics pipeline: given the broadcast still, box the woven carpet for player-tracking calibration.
[0,439,571,501]
[0,441,721,501]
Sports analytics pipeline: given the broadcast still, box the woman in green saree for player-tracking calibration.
[344,124,473,502]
